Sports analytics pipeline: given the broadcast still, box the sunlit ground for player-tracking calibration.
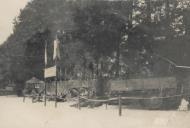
[0,96,190,128]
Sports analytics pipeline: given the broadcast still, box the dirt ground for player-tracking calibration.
[0,96,190,128]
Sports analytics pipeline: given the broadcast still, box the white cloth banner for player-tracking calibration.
[44,66,56,78]
[45,42,47,65]
[53,37,61,60]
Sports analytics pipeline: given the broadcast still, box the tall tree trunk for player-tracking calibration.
[115,41,120,78]
[128,0,133,30]
[96,60,99,78]
[92,68,94,79]
[146,0,151,23]
[165,0,173,39]
[82,59,87,80]
[64,68,67,81]
[165,0,169,20]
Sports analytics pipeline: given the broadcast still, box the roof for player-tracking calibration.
[110,77,177,91]
[156,37,190,67]
[26,77,44,84]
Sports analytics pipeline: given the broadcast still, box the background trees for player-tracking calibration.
[0,0,190,88]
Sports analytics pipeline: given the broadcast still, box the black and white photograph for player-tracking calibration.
[0,0,190,128]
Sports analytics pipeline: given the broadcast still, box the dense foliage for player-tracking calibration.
[1,0,190,89]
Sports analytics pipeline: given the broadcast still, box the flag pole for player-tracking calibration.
[55,79,57,107]
[55,59,59,108]
[44,76,47,107]
[53,34,61,108]
[55,65,58,108]
[54,36,58,108]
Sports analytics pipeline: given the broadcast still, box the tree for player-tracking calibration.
[1,0,190,88]
[73,1,129,78]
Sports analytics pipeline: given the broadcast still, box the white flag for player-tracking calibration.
[44,66,57,78]
[45,42,47,65]
[53,37,61,60]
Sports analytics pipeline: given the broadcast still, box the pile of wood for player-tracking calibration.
[178,98,189,111]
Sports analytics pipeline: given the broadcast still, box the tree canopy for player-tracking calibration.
[1,0,190,88]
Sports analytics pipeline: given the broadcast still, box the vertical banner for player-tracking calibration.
[44,41,48,106]
[45,42,48,66]
[53,37,61,61]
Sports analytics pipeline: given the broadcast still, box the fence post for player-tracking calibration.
[105,102,108,109]
[119,95,122,116]
[78,95,81,110]
[23,95,25,103]
[32,95,34,103]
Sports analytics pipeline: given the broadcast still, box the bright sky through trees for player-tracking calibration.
[0,0,29,45]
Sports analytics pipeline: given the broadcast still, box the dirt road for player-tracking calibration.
[0,96,190,128]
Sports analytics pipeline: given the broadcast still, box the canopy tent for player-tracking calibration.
[25,77,45,93]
